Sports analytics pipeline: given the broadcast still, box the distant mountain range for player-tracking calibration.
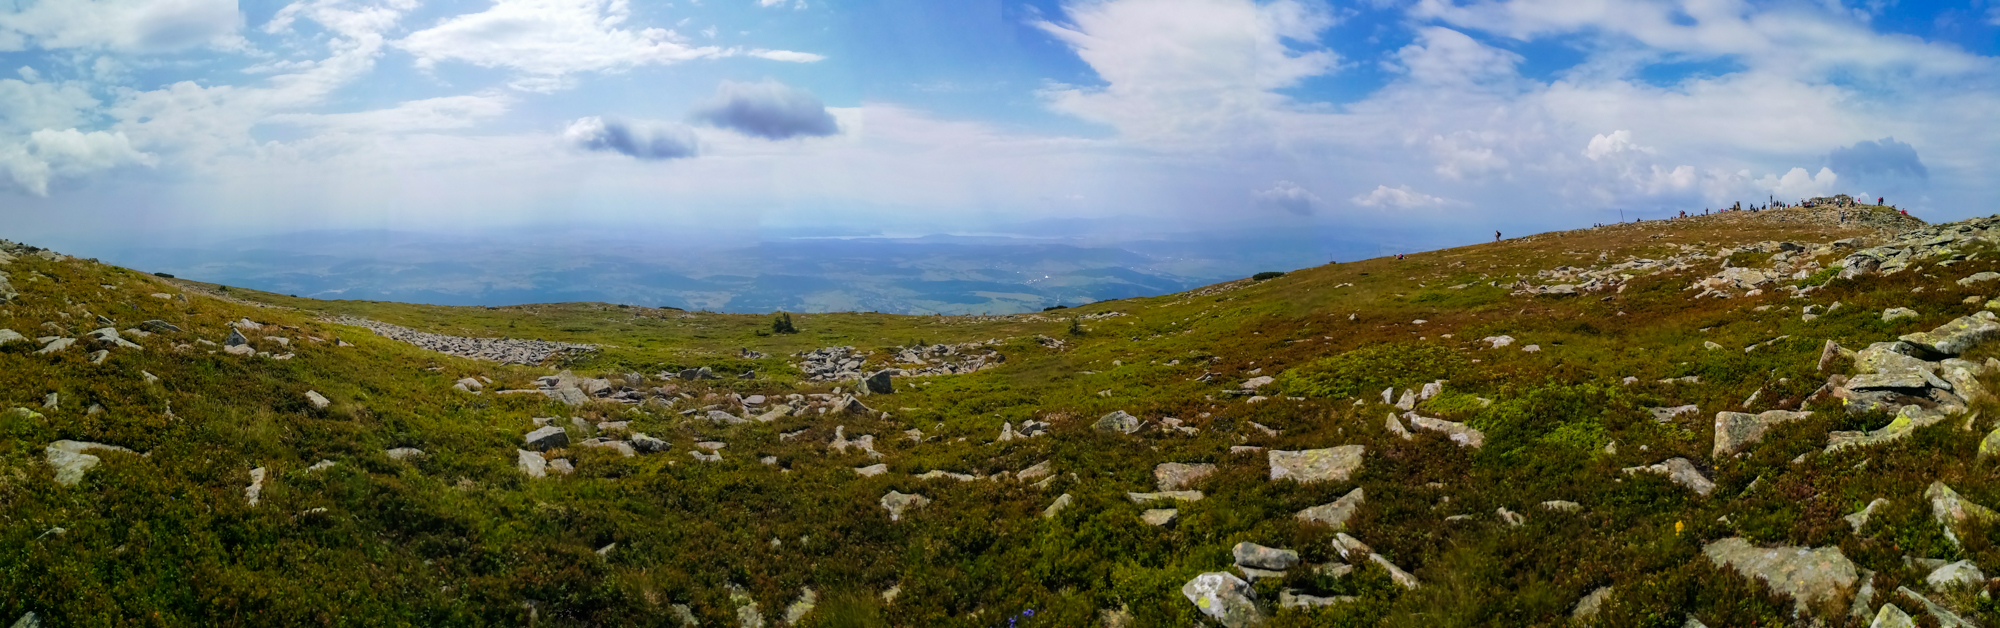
[88,226,1396,314]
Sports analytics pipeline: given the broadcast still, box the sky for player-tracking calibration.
[1,0,1997,255]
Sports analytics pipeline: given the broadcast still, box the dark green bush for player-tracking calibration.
[1278,343,1468,399]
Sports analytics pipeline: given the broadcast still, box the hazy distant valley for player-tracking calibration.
[96,228,1382,314]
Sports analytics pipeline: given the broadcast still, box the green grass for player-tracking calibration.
[5,209,2000,626]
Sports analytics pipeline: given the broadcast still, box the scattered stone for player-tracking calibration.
[525,426,568,451]
[1901,311,2000,356]
[1181,572,1265,628]
[1043,493,1073,518]
[1154,462,1218,491]
[1883,307,1919,322]
[1713,410,1812,456]
[862,369,895,394]
[1297,487,1365,529]
[881,491,930,521]
[0,329,22,346]
[1017,460,1053,483]
[782,588,817,626]
[1926,481,1998,547]
[1925,560,1985,591]
[1572,586,1612,618]
[1141,508,1179,526]
[1896,586,1976,628]
[1845,498,1891,533]
[1268,446,1365,483]
[45,440,136,486]
[35,337,73,354]
[225,329,249,346]
[386,448,427,462]
[516,450,546,477]
[1541,500,1581,513]
[1092,410,1141,434]
[854,464,888,477]
[1384,413,1412,439]
[1702,537,1858,615]
[1621,458,1715,496]
[304,390,330,410]
[1233,542,1300,571]
[1869,604,1914,628]
[1648,405,1700,423]
[1127,491,1204,504]
[246,467,267,506]
[1496,507,1526,527]
[1407,414,1484,447]
[1279,590,1355,608]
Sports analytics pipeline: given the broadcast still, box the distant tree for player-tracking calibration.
[1043,304,1069,311]
[772,312,798,334]
[153,272,175,278]
[1068,317,1083,335]
[1252,271,1285,281]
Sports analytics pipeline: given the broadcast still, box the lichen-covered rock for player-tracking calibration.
[1621,458,1714,496]
[1384,413,1412,439]
[1181,572,1265,628]
[1882,307,1919,322]
[1296,487,1364,529]
[304,390,330,410]
[1572,586,1612,617]
[1126,490,1203,504]
[1232,542,1300,571]
[1703,537,1858,615]
[1845,498,1890,533]
[516,450,546,477]
[1140,508,1178,526]
[524,426,568,450]
[1407,414,1485,447]
[1869,603,1914,628]
[1924,560,1985,591]
[385,448,426,462]
[880,491,930,522]
[1042,493,1073,518]
[1713,410,1812,456]
[1900,310,2000,356]
[1268,446,1365,483]
[1828,405,1955,452]
[45,440,135,486]
[1154,462,1217,491]
[1925,481,1999,547]
[1092,410,1140,434]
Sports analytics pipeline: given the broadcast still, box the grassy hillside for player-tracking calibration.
[8,204,2000,627]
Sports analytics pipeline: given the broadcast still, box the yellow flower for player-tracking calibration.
[1675,520,1684,536]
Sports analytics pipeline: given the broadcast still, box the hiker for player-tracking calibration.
[1494,230,1501,242]
[1879,197,1884,205]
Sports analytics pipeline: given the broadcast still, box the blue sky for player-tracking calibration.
[1,0,1997,252]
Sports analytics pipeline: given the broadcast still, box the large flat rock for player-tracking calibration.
[1703,537,1858,615]
[1268,446,1365,483]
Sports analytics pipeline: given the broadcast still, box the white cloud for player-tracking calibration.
[0,78,100,134]
[0,0,242,52]
[748,49,825,63]
[1252,180,1322,214]
[1430,132,1509,179]
[1582,130,1650,161]
[758,0,785,6]
[1,129,154,196]
[267,94,514,133]
[1352,184,1452,209]
[1389,26,1523,86]
[1756,167,1841,199]
[1034,0,1339,145]
[395,0,822,90]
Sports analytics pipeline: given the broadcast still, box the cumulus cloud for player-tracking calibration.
[1583,130,1652,161]
[1252,180,1322,215]
[1826,137,1927,179]
[395,0,820,92]
[268,94,513,133]
[0,0,242,52]
[0,78,99,134]
[1756,167,1841,199]
[1034,0,1339,144]
[1352,184,1453,209]
[1,129,154,195]
[564,116,699,160]
[689,80,840,140]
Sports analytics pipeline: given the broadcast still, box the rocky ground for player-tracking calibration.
[17,203,2000,627]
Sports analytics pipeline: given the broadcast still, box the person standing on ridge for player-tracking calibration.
[1495,230,1501,242]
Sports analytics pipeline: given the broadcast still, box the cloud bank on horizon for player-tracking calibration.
[0,0,1995,248]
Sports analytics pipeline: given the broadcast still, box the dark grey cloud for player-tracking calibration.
[689,80,839,140]
[563,117,698,160]
[1827,137,1927,180]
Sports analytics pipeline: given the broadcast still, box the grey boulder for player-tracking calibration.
[1092,410,1141,434]
[524,426,569,450]
[1296,487,1365,529]
[1268,446,1365,483]
[1232,542,1300,571]
[1153,462,1217,491]
[1181,572,1265,628]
